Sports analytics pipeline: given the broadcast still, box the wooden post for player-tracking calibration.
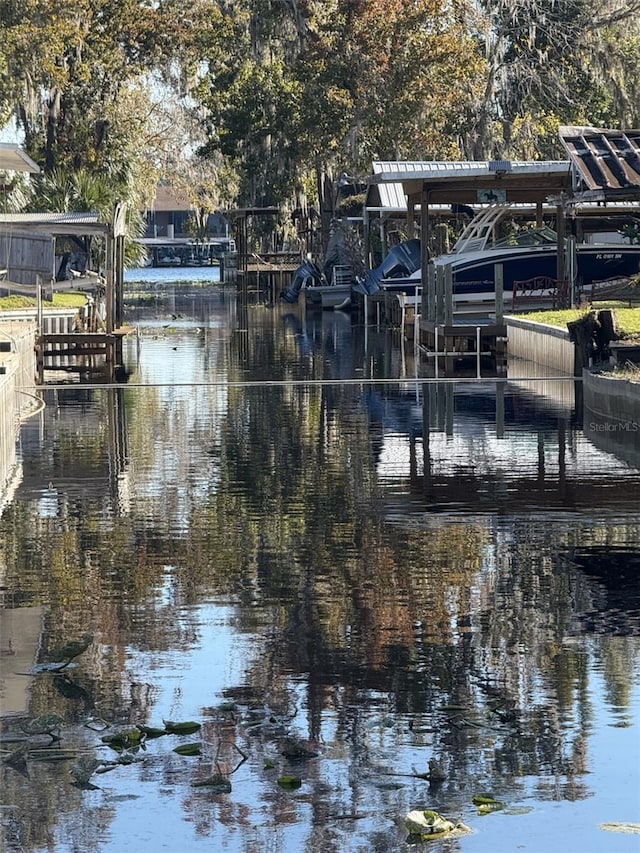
[495,263,504,323]
[407,200,415,239]
[436,265,445,325]
[112,203,128,331]
[420,189,430,315]
[433,222,449,256]
[363,205,370,268]
[426,261,436,323]
[566,235,577,308]
[105,232,114,334]
[556,204,566,305]
[418,182,431,356]
[444,264,453,326]
[115,235,124,329]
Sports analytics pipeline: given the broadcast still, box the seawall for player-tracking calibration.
[505,316,574,374]
[0,320,37,502]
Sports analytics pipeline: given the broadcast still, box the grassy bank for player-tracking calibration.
[519,303,640,339]
[0,292,87,311]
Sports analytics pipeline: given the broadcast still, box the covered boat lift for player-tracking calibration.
[368,127,640,307]
[367,129,640,372]
[0,206,130,381]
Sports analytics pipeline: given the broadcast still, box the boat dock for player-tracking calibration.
[237,252,302,302]
[137,237,236,267]
[0,207,132,383]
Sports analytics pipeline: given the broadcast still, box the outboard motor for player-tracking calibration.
[280,259,325,303]
[355,239,422,295]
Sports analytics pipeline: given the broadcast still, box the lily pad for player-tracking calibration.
[473,794,505,814]
[192,774,232,793]
[277,775,302,790]
[163,720,202,735]
[136,725,167,739]
[477,802,505,815]
[101,729,143,750]
[173,742,202,756]
[406,810,455,837]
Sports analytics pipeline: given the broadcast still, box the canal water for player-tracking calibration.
[1,268,639,852]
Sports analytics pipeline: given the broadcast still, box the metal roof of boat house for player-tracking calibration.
[366,180,407,212]
[0,211,111,237]
[0,143,40,174]
[369,160,573,208]
[559,125,640,201]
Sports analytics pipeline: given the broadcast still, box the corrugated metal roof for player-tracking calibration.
[0,212,101,225]
[0,211,111,236]
[371,160,570,182]
[559,125,640,198]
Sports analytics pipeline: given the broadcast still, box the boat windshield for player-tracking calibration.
[492,226,558,249]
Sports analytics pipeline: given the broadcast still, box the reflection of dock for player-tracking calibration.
[371,378,640,516]
[16,386,130,506]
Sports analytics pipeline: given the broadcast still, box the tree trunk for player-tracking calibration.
[45,88,62,173]
[316,163,334,257]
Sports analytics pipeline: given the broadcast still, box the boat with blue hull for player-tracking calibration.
[361,203,640,309]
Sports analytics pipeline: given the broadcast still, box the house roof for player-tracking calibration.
[0,143,40,174]
[559,125,640,201]
[150,184,193,212]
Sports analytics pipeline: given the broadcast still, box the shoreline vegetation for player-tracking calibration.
[519,302,640,339]
[519,302,640,381]
[0,293,88,311]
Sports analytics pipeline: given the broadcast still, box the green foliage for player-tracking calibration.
[163,720,202,735]
[2,0,640,239]
[277,775,302,790]
[335,192,366,218]
[173,742,202,756]
[518,306,640,338]
[0,292,87,311]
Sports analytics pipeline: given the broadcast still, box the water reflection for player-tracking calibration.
[1,287,639,853]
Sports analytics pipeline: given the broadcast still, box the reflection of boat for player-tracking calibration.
[362,203,640,309]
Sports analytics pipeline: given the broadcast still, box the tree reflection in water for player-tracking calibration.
[1,292,639,852]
